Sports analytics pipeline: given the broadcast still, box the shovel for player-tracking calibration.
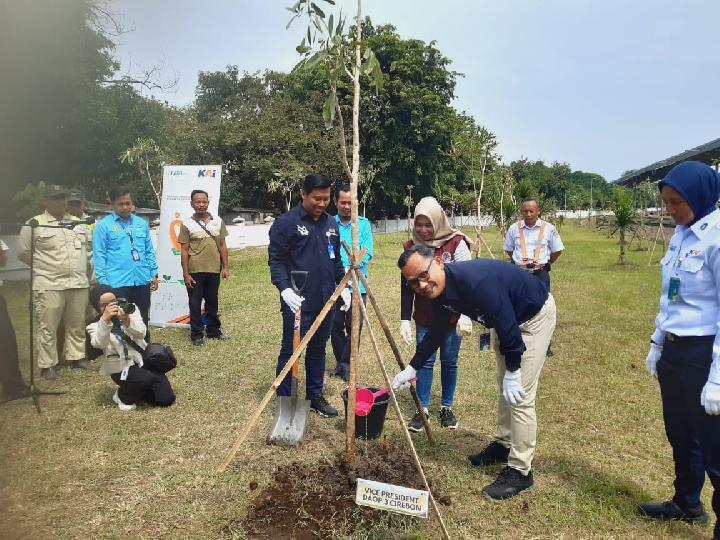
[355,378,416,417]
[268,271,311,446]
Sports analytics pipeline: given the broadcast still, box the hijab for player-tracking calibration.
[411,196,469,248]
[659,161,720,225]
[89,284,115,314]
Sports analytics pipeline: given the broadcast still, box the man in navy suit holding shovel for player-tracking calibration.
[268,173,347,418]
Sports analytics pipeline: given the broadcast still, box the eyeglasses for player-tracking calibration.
[406,258,433,288]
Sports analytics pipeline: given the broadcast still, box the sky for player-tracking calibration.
[112,0,720,181]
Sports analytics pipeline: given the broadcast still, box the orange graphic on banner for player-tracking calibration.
[169,211,182,250]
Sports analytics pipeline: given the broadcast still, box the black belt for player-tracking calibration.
[665,333,715,344]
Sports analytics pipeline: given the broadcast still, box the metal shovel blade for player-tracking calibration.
[267,380,310,446]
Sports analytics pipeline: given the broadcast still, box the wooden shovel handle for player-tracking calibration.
[292,308,301,378]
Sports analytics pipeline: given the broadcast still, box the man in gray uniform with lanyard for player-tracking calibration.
[504,197,564,355]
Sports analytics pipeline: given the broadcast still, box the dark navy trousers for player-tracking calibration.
[657,335,720,537]
[276,306,333,397]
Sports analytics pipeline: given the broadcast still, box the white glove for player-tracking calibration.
[456,315,473,337]
[701,381,720,415]
[502,369,525,405]
[281,288,304,312]
[400,320,413,345]
[340,288,352,312]
[645,342,663,378]
[392,365,417,390]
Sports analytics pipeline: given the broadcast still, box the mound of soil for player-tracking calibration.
[241,443,446,539]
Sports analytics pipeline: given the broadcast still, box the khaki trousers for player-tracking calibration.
[493,293,556,475]
[33,288,89,368]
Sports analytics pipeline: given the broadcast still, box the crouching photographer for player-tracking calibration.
[86,285,175,411]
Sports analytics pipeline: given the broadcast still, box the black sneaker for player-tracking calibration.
[192,337,205,346]
[439,407,458,429]
[207,334,230,340]
[483,466,534,500]
[309,395,338,418]
[408,410,429,432]
[468,441,510,467]
[638,500,708,525]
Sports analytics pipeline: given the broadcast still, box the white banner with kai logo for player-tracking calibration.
[150,165,222,327]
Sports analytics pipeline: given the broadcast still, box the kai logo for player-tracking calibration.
[198,169,217,178]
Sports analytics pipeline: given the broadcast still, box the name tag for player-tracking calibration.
[120,366,129,381]
[131,248,140,261]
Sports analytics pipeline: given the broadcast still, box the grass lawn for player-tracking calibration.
[0,223,713,539]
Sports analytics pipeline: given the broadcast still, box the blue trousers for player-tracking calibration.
[657,335,720,537]
[276,306,333,397]
[415,324,462,408]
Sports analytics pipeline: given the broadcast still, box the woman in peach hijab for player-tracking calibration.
[400,197,472,432]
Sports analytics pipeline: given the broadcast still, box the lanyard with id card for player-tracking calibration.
[668,240,685,303]
[120,219,140,261]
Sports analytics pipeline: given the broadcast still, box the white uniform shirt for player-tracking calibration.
[651,208,720,384]
[503,218,564,265]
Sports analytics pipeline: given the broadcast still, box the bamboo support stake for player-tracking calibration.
[216,270,353,474]
[341,241,433,443]
[353,268,451,540]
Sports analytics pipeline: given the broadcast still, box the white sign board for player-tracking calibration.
[355,478,429,518]
[149,165,222,327]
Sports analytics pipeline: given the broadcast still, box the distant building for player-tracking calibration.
[85,201,160,225]
[617,137,720,187]
[225,207,278,225]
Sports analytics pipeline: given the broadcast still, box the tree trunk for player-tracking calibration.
[345,0,363,466]
[619,228,626,264]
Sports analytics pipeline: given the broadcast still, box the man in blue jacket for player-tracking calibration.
[93,187,158,340]
[392,245,556,500]
[330,184,373,381]
[268,174,346,418]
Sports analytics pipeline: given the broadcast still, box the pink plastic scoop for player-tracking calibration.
[355,378,416,417]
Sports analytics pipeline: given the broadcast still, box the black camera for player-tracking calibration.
[116,298,136,315]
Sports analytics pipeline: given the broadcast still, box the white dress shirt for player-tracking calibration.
[652,208,720,384]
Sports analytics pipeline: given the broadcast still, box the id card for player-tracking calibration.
[131,248,140,261]
[120,366,129,381]
[668,277,681,302]
[327,244,336,259]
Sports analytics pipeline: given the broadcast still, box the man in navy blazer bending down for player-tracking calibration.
[392,244,556,500]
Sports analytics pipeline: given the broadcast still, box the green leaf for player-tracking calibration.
[310,2,325,18]
[302,50,325,72]
[322,0,335,4]
[307,27,312,45]
[328,13,334,35]
[296,42,310,54]
[322,92,337,128]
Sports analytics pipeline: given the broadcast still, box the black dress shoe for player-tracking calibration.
[483,466,534,500]
[468,441,510,467]
[192,338,205,346]
[41,367,59,380]
[638,500,708,524]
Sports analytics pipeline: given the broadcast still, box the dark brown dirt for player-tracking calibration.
[240,442,444,539]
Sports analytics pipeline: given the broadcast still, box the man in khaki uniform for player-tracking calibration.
[18,185,92,380]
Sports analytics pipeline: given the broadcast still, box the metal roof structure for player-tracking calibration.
[616,137,720,186]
